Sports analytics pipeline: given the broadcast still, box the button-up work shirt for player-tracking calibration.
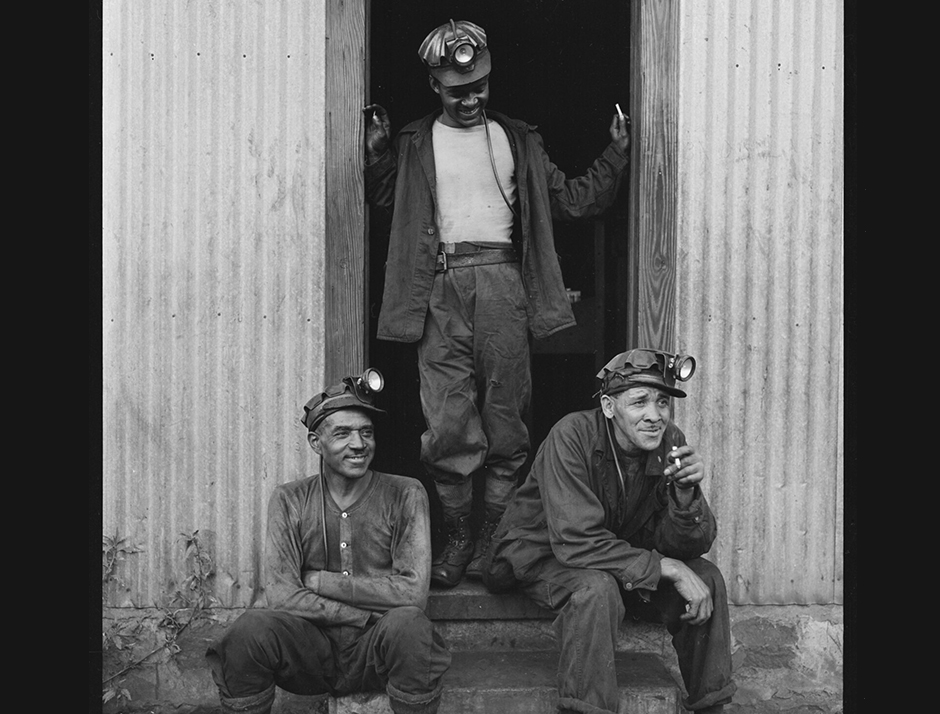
[264,471,432,628]
[490,408,717,593]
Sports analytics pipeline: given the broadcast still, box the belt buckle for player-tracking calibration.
[438,242,456,273]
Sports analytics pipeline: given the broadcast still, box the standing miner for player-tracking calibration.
[363,19,630,587]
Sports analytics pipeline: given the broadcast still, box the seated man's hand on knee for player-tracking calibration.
[660,557,714,625]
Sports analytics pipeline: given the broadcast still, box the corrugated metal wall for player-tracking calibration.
[673,1,844,604]
[102,0,329,608]
[102,0,844,610]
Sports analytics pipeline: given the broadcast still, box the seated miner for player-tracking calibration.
[481,349,736,713]
[205,369,451,714]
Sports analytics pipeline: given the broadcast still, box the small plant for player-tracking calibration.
[102,618,143,652]
[155,606,189,655]
[102,622,139,704]
[102,529,219,701]
[102,532,145,703]
[102,682,132,706]
[102,532,142,588]
[172,530,222,613]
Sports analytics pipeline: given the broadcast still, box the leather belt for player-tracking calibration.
[435,247,519,273]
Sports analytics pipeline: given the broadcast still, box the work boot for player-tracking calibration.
[465,513,502,580]
[430,515,473,588]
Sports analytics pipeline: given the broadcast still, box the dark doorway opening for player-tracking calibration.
[366,0,632,528]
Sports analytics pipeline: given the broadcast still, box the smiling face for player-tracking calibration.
[308,409,375,481]
[601,386,672,454]
[430,75,490,128]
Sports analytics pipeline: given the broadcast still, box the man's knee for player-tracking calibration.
[377,606,452,694]
[211,609,296,666]
[223,609,280,643]
[379,606,433,643]
[687,558,728,597]
[206,611,288,699]
[565,571,625,619]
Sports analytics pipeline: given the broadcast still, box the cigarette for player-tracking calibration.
[671,445,680,470]
[615,103,625,121]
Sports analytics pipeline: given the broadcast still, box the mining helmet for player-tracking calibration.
[418,19,491,87]
[596,349,697,399]
[301,369,386,432]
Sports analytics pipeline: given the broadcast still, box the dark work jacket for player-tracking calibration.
[485,409,718,594]
[364,110,629,343]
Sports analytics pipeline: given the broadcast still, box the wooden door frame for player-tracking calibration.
[627,0,680,352]
[324,0,680,378]
[324,0,368,385]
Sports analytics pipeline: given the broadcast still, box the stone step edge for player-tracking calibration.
[274,650,681,714]
[427,579,552,620]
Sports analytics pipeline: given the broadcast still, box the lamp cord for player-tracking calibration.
[483,111,518,217]
[320,454,328,559]
[604,418,626,493]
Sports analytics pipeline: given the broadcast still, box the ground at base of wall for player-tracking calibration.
[724,605,843,714]
[619,604,843,714]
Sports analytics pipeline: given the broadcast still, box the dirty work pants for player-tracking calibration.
[522,558,736,714]
[205,606,451,714]
[417,254,530,518]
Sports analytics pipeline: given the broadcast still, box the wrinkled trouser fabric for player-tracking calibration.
[205,606,451,714]
[417,258,530,517]
[522,559,736,713]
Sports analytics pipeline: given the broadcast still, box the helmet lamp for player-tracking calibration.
[357,368,385,394]
[670,355,696,382]
[452,41,475,66]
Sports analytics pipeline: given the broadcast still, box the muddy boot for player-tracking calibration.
[466,477,514,579]
[430,515,473,588]
[465,512,502,580]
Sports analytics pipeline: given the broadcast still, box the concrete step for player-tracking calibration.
[427,579,672,657]
[275,650,680,714]
[427,579,553,620]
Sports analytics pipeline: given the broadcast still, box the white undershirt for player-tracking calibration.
[432,118,516,245]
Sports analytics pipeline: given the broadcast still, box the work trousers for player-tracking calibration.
[205,606,451,714]
[417,255,530,517]
[522,558,736,714]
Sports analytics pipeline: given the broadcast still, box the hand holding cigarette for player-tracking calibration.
[665,444,704,491]
[609,103,631,152]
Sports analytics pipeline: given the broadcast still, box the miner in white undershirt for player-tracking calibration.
[363,19,631,588]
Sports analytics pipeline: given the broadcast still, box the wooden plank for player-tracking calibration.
[325,0,367,383]
[628,0,679,352]
[593,219,606,374]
